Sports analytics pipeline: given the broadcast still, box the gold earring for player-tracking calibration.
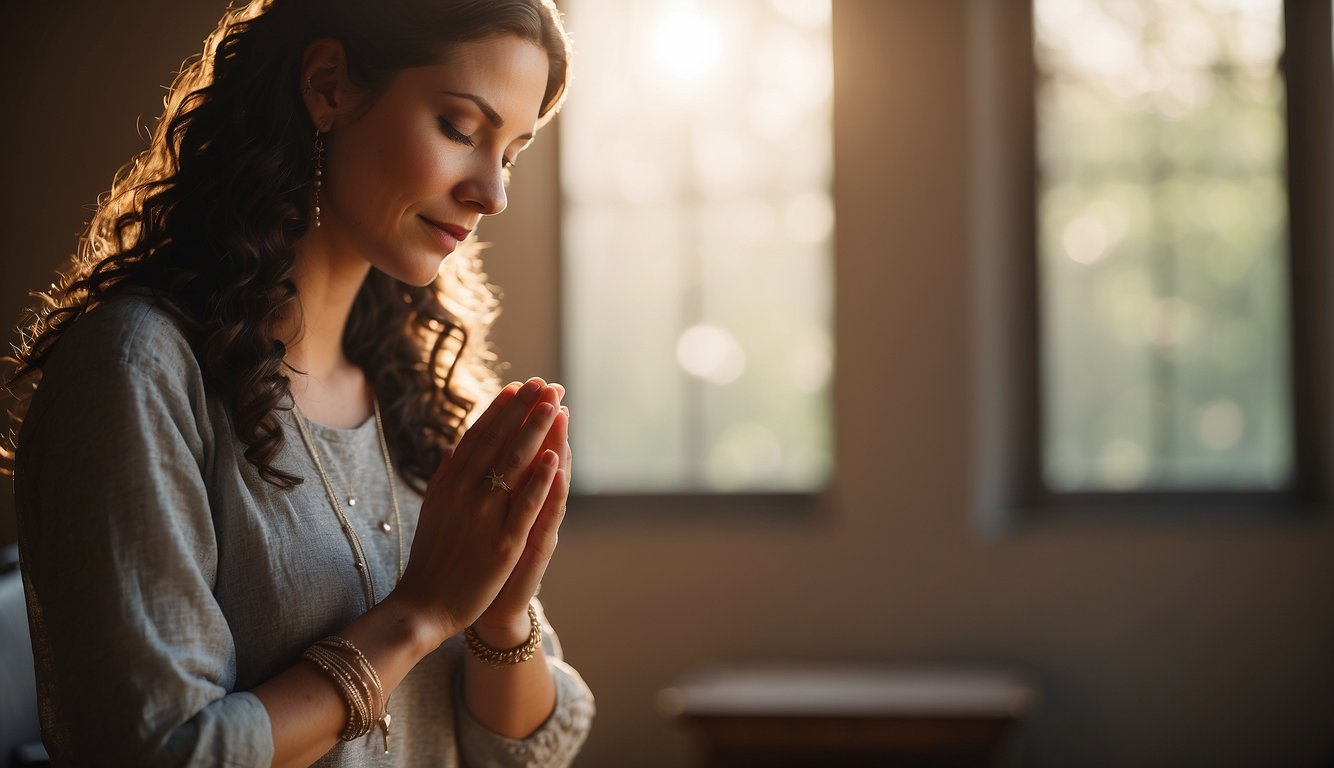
[313,127,325,228]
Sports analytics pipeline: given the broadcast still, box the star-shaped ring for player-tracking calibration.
[486,469,513,495]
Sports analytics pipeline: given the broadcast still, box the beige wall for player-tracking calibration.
[4,3,1333,767]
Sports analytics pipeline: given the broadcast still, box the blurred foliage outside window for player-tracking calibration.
[560,0,833,492]
[1035,0,1293,492]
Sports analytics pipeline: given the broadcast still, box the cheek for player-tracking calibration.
[332,118,450,224]
[381,119,451,197]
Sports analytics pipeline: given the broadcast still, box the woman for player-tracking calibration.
[1,0,593,765]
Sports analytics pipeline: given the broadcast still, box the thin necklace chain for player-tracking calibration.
[291,393,404,610]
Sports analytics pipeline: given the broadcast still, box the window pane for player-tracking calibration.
[1035,0,1293,492]
[561,0,834,492]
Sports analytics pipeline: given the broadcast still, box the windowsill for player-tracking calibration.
[979,491,1329,539]
[568,491,829,524]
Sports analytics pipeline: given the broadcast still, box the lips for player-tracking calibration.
[419,216,471,242]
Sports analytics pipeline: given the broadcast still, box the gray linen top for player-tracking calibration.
[13,288,594,767]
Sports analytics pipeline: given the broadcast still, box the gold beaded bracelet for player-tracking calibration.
[464,605,543,668]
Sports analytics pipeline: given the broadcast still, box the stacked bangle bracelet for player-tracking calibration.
[304,606,541,754]
[465,604,543,667]
[302,636,393,754]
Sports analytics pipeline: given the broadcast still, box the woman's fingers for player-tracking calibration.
[484,447,569,620]
[540,409,571,557]
[502,405,567,502]
[514,410,571,574]
[397,380,571,637]
[543,405,569,464]
[531,456,568,555]
[491,400,560,490]
[469,403,572,629]
[448,381,520,470]
[457,379,559,486]
[522,406,570,548]
[559,406,572,474]
[468,382,520,439]
[488,453,565,602]
[506,449,560,541]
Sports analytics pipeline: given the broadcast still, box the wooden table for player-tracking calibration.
[659,665,1037,768]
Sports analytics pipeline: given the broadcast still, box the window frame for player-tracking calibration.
[967,0,1334,535]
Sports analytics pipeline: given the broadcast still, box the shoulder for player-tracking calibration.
[15,287,223,487]
[48,286,199,376]
[38,288,201,394]
[25,287,209,432]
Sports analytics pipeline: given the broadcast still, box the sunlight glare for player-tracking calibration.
[1062,215,1110,265]
[770,0,830,29]
[652,5,727,84]
[676,324,747,385]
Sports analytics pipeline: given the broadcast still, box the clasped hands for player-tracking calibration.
[391,377,570,650]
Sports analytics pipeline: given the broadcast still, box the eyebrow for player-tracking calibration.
[441,91,535,141]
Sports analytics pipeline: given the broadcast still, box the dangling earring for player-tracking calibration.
[303,71,334,229]
[312,126,325,228]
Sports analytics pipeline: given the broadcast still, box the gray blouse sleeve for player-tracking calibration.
[15,359,274,767]
[454,599,596,768]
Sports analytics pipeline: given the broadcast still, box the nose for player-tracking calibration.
[454,162,507,216]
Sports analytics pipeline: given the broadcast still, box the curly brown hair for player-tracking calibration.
[0,0,571,492]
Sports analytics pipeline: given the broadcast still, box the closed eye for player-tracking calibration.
[437,117,474,147]
[440,117,518,171]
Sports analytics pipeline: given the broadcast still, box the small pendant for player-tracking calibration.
[381,520,393,533]
[347,496,357,507]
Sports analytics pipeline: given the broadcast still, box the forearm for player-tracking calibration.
[462,613,558,739]
[252,593,444,768]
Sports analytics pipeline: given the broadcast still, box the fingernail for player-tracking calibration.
[536,402,555,417]
[522,379,541,393]
[543,449,559,466]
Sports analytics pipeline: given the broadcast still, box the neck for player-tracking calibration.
[281,226,373,383]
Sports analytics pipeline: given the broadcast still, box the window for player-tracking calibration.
[1035,0,1292,492]
[968,0,1331,525]
[559,0,834,494]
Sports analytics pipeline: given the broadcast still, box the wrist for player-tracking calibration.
[377,591,455,656]
[471,610,534,649]
[466,604,544,668]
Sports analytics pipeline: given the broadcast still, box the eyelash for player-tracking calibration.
[437,117,516,170]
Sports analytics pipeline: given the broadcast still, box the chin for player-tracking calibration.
[400,258,448,288]
[372,249,446,288]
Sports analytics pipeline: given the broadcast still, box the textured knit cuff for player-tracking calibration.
[456,658,596,768]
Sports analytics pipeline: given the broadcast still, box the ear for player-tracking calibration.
[300,38,351,132]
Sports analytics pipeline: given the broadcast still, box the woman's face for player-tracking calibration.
[322,35,549,286]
